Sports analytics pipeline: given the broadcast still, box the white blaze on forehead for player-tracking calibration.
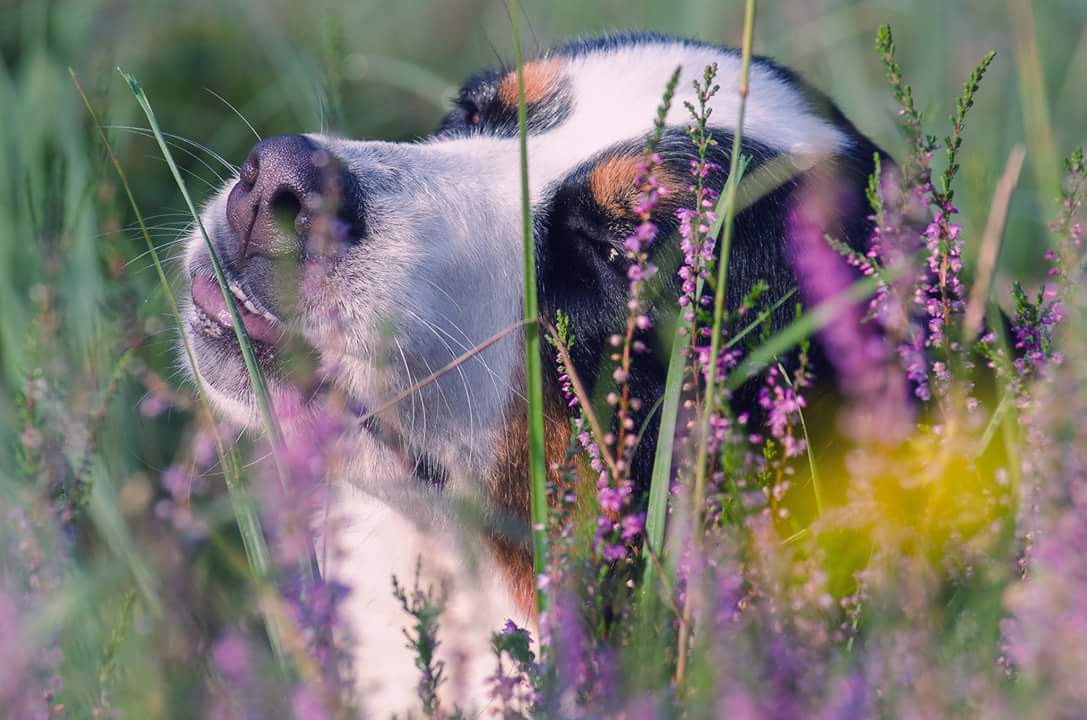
[565,42,847,152]
[427,40,851,208]
[528,42,850,194]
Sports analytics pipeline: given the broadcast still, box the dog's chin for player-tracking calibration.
[183,301,320,430]
[185,309,429,504]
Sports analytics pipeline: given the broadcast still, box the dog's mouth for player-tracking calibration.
[190,273,286,347]
[187,266,444,487]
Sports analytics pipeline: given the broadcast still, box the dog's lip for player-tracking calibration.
[190,273,286,346]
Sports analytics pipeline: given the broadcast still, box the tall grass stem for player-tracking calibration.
[676,0,758,687]
[119,70,286,453]
[508,3,551,616]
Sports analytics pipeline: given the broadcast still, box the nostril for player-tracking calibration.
[229,134,364,261]
[269,188,303,233]
[240,150,260,189]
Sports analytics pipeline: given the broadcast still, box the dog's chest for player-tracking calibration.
[316,485,530,717]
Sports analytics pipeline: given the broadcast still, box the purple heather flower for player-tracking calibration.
[787,185,913,444]
[212,632,251,680]
[620,512,645,542]
[589,149,669,562]
[291,685,330,720]
[757,368,807,457]
[676,160,722,319]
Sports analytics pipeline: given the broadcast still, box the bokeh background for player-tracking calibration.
[0,0,1085,714]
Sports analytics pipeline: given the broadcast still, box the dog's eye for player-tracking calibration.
[450,97,483,127]
[463,101,482,127]
[436,98,487,137]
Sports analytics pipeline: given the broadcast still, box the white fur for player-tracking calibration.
[317,483,528,719]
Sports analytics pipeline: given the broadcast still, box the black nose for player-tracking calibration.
[226,135,362,260]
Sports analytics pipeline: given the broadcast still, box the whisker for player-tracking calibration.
[145,154,218,192]
[106,125,239,174]
[408,305,524,404]
[204,88,262,143]
[393,337,422,454]
[98,225,192,242]
[402,308,482,469]
[359,320,532,427]
[419,277,465,314]
[120,129,230,183]
[124,236,193,268]
[409,350,448,479]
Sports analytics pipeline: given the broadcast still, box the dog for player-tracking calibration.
[182,32,882,715]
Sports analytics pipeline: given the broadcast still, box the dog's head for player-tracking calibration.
[182,33,874,514]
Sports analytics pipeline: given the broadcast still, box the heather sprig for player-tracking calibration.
[1049,147,1086,285]
[752,357,810,524]
[595,66,679,563]
[844,35,998,403]
[992,147,1086,381]
[1002,218,1087,710]
[919,50,996,383]
[547,311,609,481]
[0,506,66,717]
[486,620,539,719]
[937,50,997,208]
[876,25,937,183]
[392,559,451,719]
[677,63,722,325]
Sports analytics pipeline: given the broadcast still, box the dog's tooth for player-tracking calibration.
[227,281,274,322]
[228,281,249,303]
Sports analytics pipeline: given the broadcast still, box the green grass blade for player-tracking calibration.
[119,69,285,452]
[676,0,758,689]
[641,320,684,597]
[725,287,799,350]
[73,70,292,673]
[120,68,319,591]
[508,4,550,616]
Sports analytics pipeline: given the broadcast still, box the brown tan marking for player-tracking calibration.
[590,155,645,218]
[590,154,688,219]
[498,58,563,107]
[487,383,574,617]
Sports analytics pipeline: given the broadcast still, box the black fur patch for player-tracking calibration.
[535,123,887,500]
